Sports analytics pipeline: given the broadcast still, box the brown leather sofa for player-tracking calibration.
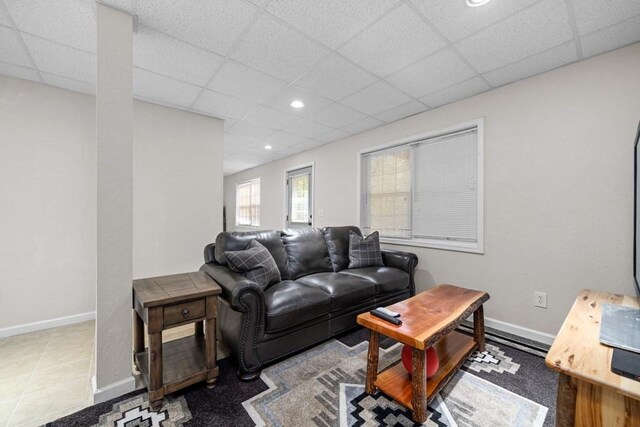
[200,226,418,380]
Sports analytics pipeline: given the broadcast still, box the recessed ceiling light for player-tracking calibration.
[264,145,273,150]
[466,0,491,6]
[290,100,305,109]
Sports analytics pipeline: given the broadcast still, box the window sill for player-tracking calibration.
[379,237,484,254]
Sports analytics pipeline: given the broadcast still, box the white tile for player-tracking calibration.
[225,133,260,149]
[42,72,95,95]
[23,34,95,83]
[306,103,367,128]
[226,121,279,139]
[134,25,223,86]
[265,130,317,147]
[387,48,475,98]
[572,0,640,36]
[482,42,577,87]
[341,81,412,116]
[209,60,287,103]
[99,0,134,13]
[266,0,396,49]
[136,0,258,56]
[339,4,446,77]
[0,26,32,68]
[293,53,377,101]
[581,15,640,58]
[242,106,298,129]
[231,14,330,81]
[263,86,333,115]
[225,153,269,167]
[374,99,427,123]
[0,61,39,82]
[4,0,96,53]
[315,128,351,143]
[455,0,573,73]
[224,119,238,130]
[134,68,201,108]
[246,141,289,156]
[411,0,538,42]
[419,76,490,108]
[340,116,385,135]
[0,6,10,26]
[283,119,333,139]
[193,89,258,119]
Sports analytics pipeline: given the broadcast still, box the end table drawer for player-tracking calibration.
[164,299,205,326]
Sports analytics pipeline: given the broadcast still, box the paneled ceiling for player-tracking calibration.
[1,0,639,175]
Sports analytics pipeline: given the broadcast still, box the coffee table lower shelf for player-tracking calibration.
[375,331,477,409]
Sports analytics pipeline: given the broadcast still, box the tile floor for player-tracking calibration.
[0,320,198,427]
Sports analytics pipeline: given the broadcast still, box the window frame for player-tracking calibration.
[357,119,484,254]
[283,162,314,228]
[235,178,261,227]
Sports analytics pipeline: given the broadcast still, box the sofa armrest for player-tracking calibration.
[204,243,216,264]
[381,249,419,296]
[199,262,266,314]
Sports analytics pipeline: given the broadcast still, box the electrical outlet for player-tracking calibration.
[534,292,547,308]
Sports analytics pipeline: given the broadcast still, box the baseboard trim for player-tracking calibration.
[92,375,137,405]
[0,311,96,338]
[483,316,556,346]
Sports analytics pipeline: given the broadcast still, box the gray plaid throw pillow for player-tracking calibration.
[348,231,383,268]
[224,240,281,289]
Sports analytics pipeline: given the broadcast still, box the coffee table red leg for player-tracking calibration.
[411,347,428,423]
[365,331,379,394]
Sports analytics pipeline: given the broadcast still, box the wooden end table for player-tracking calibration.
[357,284,489,423]
[545,289,640,427]
[133,271,221,411]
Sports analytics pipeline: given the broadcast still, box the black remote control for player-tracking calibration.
[371,309,402,325]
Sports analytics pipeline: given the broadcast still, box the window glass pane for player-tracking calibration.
[290,174,309,223]
[236,179,260,226]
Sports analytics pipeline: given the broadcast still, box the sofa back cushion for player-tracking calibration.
[214,230,289,279]
[323,226,363,272]
[282,228,332,279]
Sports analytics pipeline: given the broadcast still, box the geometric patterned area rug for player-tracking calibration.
[48,328,556,427]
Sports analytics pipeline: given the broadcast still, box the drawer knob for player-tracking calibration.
[182,308,190,318]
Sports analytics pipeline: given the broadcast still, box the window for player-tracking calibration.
[236,178,260,227]
[360,121,483,253]
[286,166,312,227]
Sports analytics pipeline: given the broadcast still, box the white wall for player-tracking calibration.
[0,74,224,332]
[224,43,640,338]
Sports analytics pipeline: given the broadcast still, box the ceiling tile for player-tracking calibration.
[136,0,257,56]
[23,34,95,83]
[482,42,577,87]
[340,116,385,135]
[293,53,377,101]
[246,141,289,156]
[0,61,39,82]
[263,86,333,115]
[0,7,10,26]
[306,103,368,128]
[455,0,573,73]
[420,76,489,108]
[134,68,201,108]
[0,27,31,68]
[224,153,264,169]
[226,121,278,140]
[283,119,333,139]
[411,0,538,42]
[230,14,330,81]
[225,132,261,148]
[224,119,238,130]
[209,60,287,103]
[572,0,640,36]
[340,4,446,77]
[193,89,258,119]
[580,15,640,58]
[42,72,95,95]
[242,106,298,129]
[4,0,96,53]
[99,0,134,14]
[134,25,223,86]
[266,0,396,49]
[265,130,316,147]
[374,99,427,123]
[387,48,475,97]
[341,81,412,115]
[315,128,351,143]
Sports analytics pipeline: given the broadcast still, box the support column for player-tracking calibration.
[93,3,135,404]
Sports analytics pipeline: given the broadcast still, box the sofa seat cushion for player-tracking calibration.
[296,273,375,312]
[264,280,331,333]
[339,267,409,295]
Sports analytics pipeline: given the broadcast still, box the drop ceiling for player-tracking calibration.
[1,0,639,175]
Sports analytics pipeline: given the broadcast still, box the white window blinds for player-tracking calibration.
[236,178,260,226]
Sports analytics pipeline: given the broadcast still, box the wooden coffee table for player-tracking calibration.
[357,284,490,423]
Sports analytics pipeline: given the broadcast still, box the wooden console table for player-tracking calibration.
[545,289,640,426]
[133,271,221,411]
[357,284,490,423]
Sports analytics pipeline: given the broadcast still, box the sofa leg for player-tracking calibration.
[237,369,262,381]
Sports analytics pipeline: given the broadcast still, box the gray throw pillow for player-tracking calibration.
[348,231,383,268]
[224,240,281,289]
